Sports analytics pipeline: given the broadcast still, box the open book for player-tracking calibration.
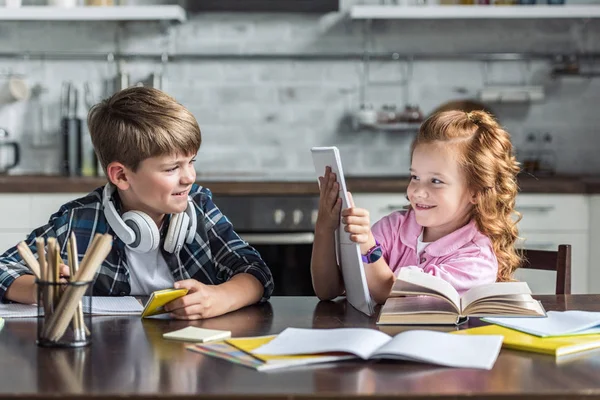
[377,269,546,325]
[250,327,503,370]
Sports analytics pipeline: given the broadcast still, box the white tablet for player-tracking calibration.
[311,146,376,316]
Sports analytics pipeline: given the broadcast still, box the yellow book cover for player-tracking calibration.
[141,288,188,318]
[454,325,600,357]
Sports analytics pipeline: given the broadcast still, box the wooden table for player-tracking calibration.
[1,295,600,399]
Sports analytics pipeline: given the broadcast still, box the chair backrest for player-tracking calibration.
[520,244,571,295]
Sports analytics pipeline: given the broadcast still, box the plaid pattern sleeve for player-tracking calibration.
[184,186,274,302]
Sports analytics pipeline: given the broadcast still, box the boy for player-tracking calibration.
[0,86,273,319]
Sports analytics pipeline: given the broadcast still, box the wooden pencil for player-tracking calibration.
[16,241,41,279]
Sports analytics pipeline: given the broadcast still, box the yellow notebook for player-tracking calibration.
[454,324,600,357]
[141,288,188,318]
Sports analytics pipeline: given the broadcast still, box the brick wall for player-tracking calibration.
[0,0,599,177]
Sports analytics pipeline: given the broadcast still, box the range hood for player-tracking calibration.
[187,0,338,13]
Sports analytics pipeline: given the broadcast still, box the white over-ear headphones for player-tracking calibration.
[102,183,197,254]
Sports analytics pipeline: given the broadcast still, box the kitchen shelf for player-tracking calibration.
[358,122,422,132]
[350,5,600,20]
[0,5,186,22]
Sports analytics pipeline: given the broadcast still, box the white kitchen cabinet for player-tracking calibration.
[353,193,590,294]
[516,232,588,295]
[515,194,589,232]
[0,195,32,229]
[588,195,600,294]
[517,194,589,294]
[29,194,88,230]
[0,194,88,255]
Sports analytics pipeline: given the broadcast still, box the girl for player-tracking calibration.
[311,110,521,304]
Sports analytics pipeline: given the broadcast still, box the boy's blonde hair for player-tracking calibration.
[413,110,522,282]
[88,86,201,173]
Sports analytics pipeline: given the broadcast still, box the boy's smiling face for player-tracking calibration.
[110,153,197,227]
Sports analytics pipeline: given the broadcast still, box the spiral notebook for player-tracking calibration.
[0,296,143,318]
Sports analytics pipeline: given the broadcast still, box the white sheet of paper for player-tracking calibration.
[254,327,392,360]
[91,296,143,315]
[370,330,503,370]
[0,296,143,318]
[483,310,600,337]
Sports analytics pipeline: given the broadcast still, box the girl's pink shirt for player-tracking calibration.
[371,208,498,295]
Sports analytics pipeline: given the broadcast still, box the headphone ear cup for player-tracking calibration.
[164,212,190,254]
[164,213,182,254]
[184,199,196,244]
[122,211,160,253]
[174,212,189,253]
[103,184,136,245]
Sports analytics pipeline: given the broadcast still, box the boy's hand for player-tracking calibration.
[316,166,342,233]
[163,279,226,320]
[342,192,375,253]
[59,264,71,280]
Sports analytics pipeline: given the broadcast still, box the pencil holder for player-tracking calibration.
[36,279,93,348]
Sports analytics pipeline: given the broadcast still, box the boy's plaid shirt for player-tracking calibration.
[0,184,274,303]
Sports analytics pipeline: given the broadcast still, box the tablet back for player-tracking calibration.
[311,146,376,316]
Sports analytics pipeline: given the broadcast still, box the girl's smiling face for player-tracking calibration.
[408,142,476,242]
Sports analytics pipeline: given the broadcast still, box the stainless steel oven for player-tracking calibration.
[214,195,319,296]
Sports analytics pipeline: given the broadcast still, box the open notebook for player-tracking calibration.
[0,296,143,318]
[250,327,503,370]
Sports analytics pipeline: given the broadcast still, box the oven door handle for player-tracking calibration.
[240,233,315,245]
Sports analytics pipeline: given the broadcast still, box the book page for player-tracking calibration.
[460,281,532,310]
[92,296,143,315]
[252,327,392,360]
[0,296,143,318]
[370,330,503,370]
[381,296,460,315]
[0,303,37,318]
[394,269,460,310]
[483,310,600,337]
[465,300,546,316]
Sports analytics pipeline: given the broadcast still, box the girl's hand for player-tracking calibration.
[316,167,342,233]
[342,192,374,251]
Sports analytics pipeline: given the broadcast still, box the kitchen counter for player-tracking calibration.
[0,174,597,195]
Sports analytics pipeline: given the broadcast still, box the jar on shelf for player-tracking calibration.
[85,0,114,5]
[521,132,540,174]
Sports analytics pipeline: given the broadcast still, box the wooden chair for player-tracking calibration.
[520,244,572,295]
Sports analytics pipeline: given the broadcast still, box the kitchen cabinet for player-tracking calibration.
[588,195,600,294]
[0,193,87,254]
[516,194,589,294]
[353,193,590,294]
